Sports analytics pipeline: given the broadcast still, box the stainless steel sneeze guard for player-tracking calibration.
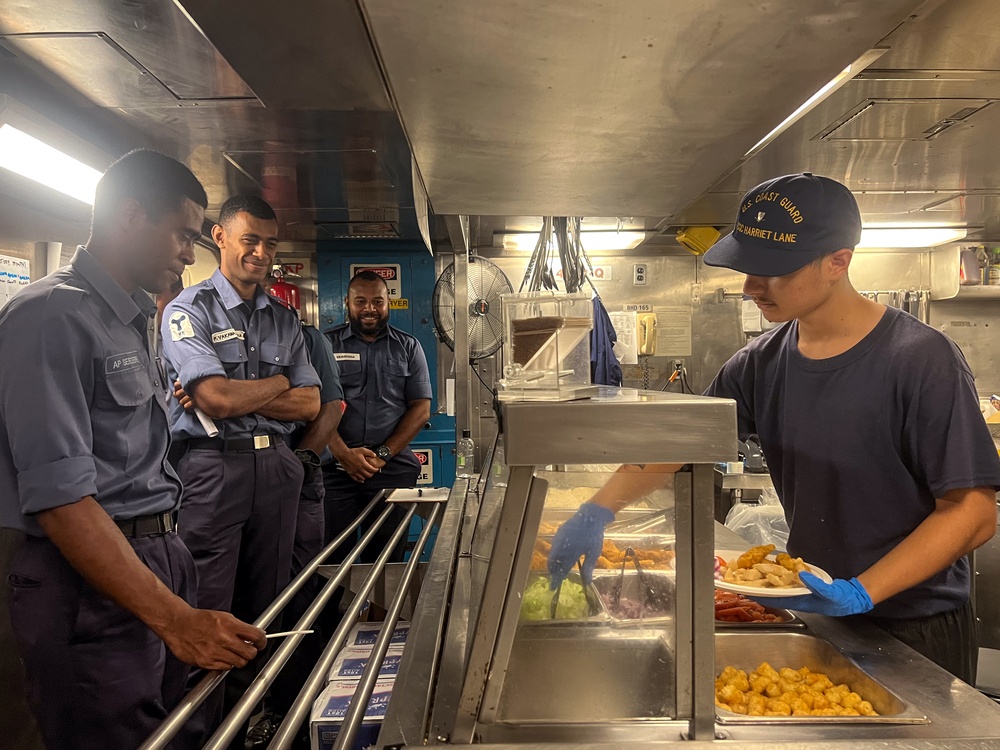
[502,388,736,467]
[393,388,737,744]
[378,387,1000,750]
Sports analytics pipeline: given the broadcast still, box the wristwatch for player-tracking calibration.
[374,444,392,461]
[294,448,321,468]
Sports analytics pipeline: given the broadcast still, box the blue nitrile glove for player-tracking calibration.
[757,572,874,617]
[547,502,615,589]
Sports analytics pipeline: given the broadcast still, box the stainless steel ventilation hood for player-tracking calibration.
[358,0,926,219]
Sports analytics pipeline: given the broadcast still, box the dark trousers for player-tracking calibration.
[177,444,303,743]
[864,598,978,684]
[317,468,412,641]
[0,528,44,750]
[7,532,197,750]
[321,468,408,567]
[270,467,326,716]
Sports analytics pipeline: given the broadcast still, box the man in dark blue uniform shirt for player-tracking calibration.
[549,174,1000,683]
[323,271,432,563]
[160,195,320,740]
[0,150,265,750]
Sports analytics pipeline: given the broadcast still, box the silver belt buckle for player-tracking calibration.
[253,435,271,449]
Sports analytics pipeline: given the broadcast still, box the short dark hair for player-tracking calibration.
[218,195,277,227]
[92,149,207,230]
[348,270,390,294]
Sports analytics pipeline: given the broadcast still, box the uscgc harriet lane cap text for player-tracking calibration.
[703,172,863,277]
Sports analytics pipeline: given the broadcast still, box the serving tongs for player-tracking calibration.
[549,559,600,619]
[610,546,671,614]
[604,507,673,535]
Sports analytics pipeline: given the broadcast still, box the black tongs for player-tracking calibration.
[611,546,670,614]
[549,559,600,619]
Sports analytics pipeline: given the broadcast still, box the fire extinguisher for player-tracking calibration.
[268,266,301,312]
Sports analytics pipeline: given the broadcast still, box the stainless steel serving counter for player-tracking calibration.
[713,523,1000,745]
[379,478,1000,749]
[380,390,1000,749]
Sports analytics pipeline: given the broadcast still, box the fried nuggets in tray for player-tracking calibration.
[529,537,674,571]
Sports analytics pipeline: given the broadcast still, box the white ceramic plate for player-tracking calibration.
[713,549,833,598]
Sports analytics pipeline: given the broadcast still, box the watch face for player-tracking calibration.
[377,446,391,460]
[296,449,320,466]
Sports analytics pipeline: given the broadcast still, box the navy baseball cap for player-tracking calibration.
[703,173,862,277]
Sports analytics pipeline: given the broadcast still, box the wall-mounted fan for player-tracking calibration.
[432,256,513,359]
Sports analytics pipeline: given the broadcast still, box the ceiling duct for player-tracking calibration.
[0,0,429,245]
[358,0,927,218]
[817,98,994,140]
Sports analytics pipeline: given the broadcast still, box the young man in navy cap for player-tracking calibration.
[548,173,1000,682]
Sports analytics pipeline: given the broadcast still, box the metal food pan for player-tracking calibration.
[605,507,674,536]
[535,469,627,492]
[527,534,675,578]
[592,572,674,628]
[537,506,660,531]
[602,533,675,549]
[714,593,805,629]
[497,629,676,722]
[535,470,671,505]
[714,606,804,629]
[518,571,608,626]
[715,632,927,724]
[593,534,675,577]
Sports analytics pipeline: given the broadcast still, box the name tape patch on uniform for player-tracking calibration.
[168,311,195,341]
[211,328,246,344]
[334,352,361,362]
[105,350,142,374]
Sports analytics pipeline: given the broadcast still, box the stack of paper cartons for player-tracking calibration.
[344,621,410,649]
[328,647,404,682]
[310,622,409,750]
[310,679,395,750]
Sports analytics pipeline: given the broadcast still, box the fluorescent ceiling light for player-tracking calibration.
[857,225,967,249]
[0,123,102,204]
[501,231,646,253]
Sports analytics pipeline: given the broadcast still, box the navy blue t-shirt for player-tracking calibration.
[706,306,1000,619]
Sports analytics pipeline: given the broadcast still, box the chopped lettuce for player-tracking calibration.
[520,576,590,621]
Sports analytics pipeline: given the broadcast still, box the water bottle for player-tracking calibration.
[989,248,1000,286]
[456,429,475,478]
[492,439,508,487]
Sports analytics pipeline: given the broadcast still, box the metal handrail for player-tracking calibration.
[256,491,387,629]
[203,501,400,749]
[333,502,442,750]
[139,492,386,750]
[268,503,418,749]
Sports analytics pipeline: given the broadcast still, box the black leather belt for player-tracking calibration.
[116,511,177,538]
[188,434,284,452]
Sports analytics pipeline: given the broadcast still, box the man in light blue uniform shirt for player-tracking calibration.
[323,271,432,564]
[248,306,345,747]
[0,151,264,750]
[160,195,320,741]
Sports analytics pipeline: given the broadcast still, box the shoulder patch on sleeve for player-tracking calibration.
[168,311,196,341]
